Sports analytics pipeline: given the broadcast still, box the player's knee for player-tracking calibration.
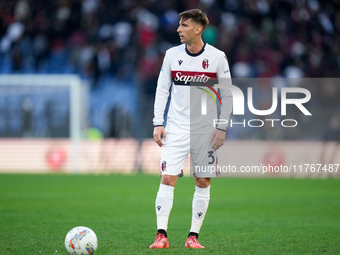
[195,177,211,188]
[161,175,177,187]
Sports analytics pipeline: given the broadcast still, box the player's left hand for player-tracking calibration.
[211,129,226,151]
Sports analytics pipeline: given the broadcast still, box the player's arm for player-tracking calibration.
[153,51,172,147]
[211,53,233,150]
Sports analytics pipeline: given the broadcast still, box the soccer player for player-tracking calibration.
[150,9,232,249]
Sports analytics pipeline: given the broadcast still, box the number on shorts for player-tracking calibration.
[208,150,215,164]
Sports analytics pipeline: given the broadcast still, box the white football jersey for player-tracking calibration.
[153,43,232,134]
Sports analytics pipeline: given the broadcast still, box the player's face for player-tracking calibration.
[177,18,199,44]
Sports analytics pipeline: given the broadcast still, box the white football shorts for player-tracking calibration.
[159,132,219,178]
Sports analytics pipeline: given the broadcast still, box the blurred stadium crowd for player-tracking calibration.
[0,0,340,140]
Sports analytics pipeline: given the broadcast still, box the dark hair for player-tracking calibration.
[178,9,209,31]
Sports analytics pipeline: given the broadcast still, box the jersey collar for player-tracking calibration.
[185,42,206,57]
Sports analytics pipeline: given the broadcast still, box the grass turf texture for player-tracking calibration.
[0,174,339,255]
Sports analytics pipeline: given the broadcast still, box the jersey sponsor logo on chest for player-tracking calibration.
[171,71,217,85]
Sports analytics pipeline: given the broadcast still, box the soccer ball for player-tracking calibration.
[65,226,98,255]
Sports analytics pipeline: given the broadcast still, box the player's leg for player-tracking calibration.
[186,134,215,248]
[150,175,177,249]
[150,133,189,249]
[155,175,178,236]
[185,177,211,249]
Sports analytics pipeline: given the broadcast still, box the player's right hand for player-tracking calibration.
[153,126,166,147]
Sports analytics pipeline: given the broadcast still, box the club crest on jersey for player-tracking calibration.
[202,59,209,69]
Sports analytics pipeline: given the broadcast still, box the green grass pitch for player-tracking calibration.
[0,174,339,254]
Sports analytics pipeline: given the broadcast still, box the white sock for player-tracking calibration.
[190,185,210,234]
[155,184,174,231]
